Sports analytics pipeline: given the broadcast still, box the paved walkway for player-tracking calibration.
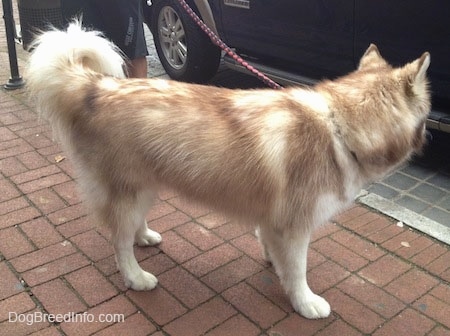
[1,5,450,336]
[360,135,450,245]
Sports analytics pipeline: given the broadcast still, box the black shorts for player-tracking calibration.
[62,0,148,59]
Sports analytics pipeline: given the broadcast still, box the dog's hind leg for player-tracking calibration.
[135,220,162,246]
[255,227,272,263]
[258,226,331,319]
[134,192,162,247]
[109,193,158,291]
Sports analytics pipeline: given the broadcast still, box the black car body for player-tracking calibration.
[144,0,450,133]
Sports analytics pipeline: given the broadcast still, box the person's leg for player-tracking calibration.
[62,0,148,78]
[127,56,148,78]
[98,0,148,78]
[126,0,148,78]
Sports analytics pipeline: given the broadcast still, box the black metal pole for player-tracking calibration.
[2,0,25,90]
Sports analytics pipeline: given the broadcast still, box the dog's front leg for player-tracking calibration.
[258,226,331,319]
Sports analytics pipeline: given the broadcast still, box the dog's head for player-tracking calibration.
[322,44,431,179]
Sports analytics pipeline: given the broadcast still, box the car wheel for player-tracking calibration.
[151,0,221,83]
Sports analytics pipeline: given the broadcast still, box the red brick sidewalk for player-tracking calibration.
[1,13,450,336]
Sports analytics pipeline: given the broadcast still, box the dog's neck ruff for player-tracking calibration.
[330,115,361,167]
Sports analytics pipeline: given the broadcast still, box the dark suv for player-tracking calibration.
[143,0,450,133]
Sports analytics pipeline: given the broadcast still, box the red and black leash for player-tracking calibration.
[176,0,283,90]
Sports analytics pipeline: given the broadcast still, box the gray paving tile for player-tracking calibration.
[381,172,419,191]
[422,207,450,226]
[367,183,399,200]
[409,183,447,204]
[400,164,435,180]
[395,196,430,213]
[438,195,450,212]
[427,173,450,191]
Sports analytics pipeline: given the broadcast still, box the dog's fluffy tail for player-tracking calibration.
[26,21,125,132]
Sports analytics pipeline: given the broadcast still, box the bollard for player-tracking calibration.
[2,0,25,90]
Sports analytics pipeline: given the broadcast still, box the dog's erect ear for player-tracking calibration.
[408,52,431,99]
[413,52,431,82]
[403,52,430,87]
[358,44,388,70]
[400,52,431,113]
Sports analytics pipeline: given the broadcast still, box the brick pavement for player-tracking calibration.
[1,6,450,336]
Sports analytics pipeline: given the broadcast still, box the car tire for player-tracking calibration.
[151,0,221,83]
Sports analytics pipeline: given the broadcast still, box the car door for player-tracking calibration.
[354,1,450,104]
[214,0,355,78]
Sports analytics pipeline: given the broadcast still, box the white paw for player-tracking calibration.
[125,270,158,291]
[135,228,162,246]
[292,293,331,319]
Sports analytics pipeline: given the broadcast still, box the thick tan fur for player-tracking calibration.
[26,23,431,319]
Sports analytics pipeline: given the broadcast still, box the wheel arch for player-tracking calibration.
[146,0,219,35]
[192,0,219,35]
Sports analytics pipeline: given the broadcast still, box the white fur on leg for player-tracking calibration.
[290,286,331,319]
[113,215,158,291]
[135,220,162,246]
[258,226,331,319]
[115,241,158,291]
[118,252,157,290]
[255,227,272,263]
